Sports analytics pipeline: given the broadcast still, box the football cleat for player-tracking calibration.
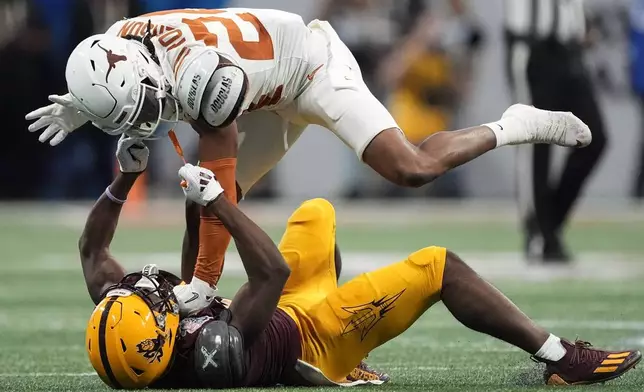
[532,339,641,385]
[502,104,592,148]
[345,361,390,384]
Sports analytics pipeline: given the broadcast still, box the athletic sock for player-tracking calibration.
[193,158,237,286]
[482,116,526,148]
[535,334,567,362]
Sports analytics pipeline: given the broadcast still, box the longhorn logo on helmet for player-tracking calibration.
[97,43,128,83]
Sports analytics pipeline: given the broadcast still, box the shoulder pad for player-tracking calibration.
[176,49,220,120]
[194,319,245,388]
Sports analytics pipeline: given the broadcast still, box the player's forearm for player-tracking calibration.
[206,196,290,282]
[181,199,200,282]
[79,172,137,304]
[78,172,139,257]
[193,125,239,285]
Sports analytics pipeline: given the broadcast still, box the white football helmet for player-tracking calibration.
[65,34,179,139]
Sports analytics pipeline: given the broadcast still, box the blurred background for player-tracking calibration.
[3,0,643,201]
[1,2,644,389]
[0,0,643,257]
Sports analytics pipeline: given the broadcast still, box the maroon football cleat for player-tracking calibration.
[345,361,390,384]
[532,339,641,385]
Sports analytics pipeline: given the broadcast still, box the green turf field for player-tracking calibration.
[0,206,642,391]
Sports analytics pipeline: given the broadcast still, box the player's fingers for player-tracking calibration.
[178,165,190,180]
[132,139,147,149]
[129,146,148,161]
[27,116,54,132]
[48,94,72,106]
[50,130,68,146]
[178,165,197,189]
[38,124,59,143]
[25,104,57,120]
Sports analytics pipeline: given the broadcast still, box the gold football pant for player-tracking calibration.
[277,199,446,382]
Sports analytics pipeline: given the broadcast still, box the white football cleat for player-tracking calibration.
[502,104,592,147]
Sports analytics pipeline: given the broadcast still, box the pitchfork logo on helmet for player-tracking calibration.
[136,334,166,363]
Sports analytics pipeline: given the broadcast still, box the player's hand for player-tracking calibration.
[172,277,217,317]
[178,163,224,206]
[134,264,160,290]
[116,135,149,173]
[25,93,89,146]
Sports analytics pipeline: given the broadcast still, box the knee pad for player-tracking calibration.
[288,198,336,226]
[406,246,447,267]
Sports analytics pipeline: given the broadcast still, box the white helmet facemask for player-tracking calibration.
[101,42,180,139]
[121,76,180,139]
[66,34,180,140]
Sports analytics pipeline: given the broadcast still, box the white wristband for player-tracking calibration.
[105,186,126,204]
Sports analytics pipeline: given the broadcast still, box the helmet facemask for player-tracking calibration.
[97,41,180,140]
[103,271,180,328]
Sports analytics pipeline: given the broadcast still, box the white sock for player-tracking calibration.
[535,334,566,362]
[482,116,525,148]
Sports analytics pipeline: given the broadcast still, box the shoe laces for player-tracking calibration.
[351,361,387,381]
[570,340,604,365]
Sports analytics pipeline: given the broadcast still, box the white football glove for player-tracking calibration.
[116,135,149,173]
[172,277,217,317]
[135,264,160,291]
[178,163,224,206]
[25,93,89,146]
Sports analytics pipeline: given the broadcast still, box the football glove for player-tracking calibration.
[25,93,89,146]
[172,276,217,317]
[134,264,160,291]
[178,163,224,206]
[116,135,149,173]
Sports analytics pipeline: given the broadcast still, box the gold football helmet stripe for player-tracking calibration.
[98,297,122,389]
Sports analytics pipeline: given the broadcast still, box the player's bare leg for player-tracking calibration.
[440,251,642,385]
[363,104,592,187]
[441,251,548,353]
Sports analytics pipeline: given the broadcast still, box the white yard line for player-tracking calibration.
[34,251,644,281]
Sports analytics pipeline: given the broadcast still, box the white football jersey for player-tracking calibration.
[106,8,313,116]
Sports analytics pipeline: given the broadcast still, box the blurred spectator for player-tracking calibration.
[0,1,28,48]
[0,2,53,199]
[630,0,644,200]
[322,0,482,198]
[320,0,398,100]
[380,0,482,153]
[26,0,118,200]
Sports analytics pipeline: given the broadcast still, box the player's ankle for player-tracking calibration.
[534,334,567,362]
[482,117,525,148]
